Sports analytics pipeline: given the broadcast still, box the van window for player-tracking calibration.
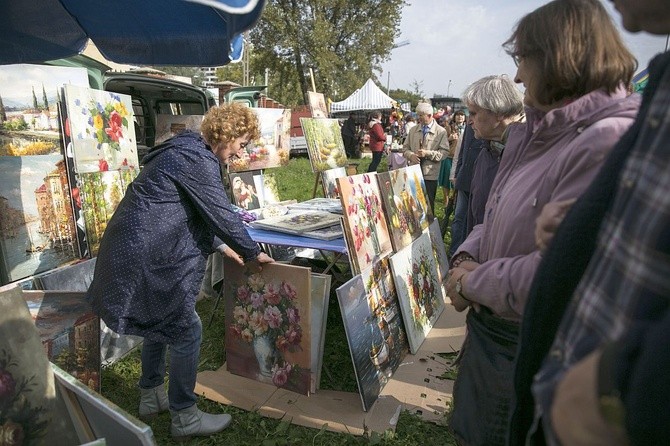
[155,101,206,115]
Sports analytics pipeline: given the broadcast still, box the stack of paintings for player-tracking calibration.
[336,256,409,411]
[0,64,88,284]
[224,259,330,395]
[287,197,342,214]
[249,210,341,236]
[61,84,140,257]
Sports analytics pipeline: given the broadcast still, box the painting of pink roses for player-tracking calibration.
[224,259,312,395]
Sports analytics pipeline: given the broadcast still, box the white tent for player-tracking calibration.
[330,78,397,114]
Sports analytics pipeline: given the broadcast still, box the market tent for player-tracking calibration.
[0,0,265,66]
[330,78,397,115]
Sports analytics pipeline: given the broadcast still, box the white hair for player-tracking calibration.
[462,75,524,118]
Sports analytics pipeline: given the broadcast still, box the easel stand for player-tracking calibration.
[312,172,323,198]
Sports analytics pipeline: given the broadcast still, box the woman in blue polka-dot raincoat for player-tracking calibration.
[87,103,274,441]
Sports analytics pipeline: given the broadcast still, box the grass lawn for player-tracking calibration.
[101,155,458,445]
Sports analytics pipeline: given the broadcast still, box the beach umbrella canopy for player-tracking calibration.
[0,0,265,66]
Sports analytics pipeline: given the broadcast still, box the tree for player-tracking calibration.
[32,86,38,110]
[248,0,406,107]
[389,88,423,111]
[0,94,6,122]
[42,84,49,110]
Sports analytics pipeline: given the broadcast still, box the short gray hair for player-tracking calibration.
[462,75,524,118]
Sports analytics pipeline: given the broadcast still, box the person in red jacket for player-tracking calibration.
[367,110,386,172]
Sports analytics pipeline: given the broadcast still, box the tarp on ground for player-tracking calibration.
[330,78,397,114]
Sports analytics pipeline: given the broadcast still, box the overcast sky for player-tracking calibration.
[380,0,669,99]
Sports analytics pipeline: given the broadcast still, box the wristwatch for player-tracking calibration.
[455,275,468,301]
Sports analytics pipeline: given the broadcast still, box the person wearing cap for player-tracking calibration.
[402,101,449,212]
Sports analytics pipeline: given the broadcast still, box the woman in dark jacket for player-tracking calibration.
[86,103,273,441]
[367,110,386,172]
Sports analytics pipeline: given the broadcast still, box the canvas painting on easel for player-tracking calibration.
[336,256,409,411]
[300,118,348,172]
[337,172,393,274]
[224,259,312,395]
[307,91,328,118]
[388,232,445,354]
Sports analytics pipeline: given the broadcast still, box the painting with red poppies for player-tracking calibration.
[337,172,392,274]
[63,84,139,173]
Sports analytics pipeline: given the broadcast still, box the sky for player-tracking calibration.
[380,0,669,99]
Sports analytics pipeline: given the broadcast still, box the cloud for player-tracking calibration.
[381,0,668,99]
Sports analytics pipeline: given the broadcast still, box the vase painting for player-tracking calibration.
[378,165,432,252]
[336,256,409,411]
[63,84,139,173]
[224,259,312,395]
[389,232,445,354]
[337,172,392,274]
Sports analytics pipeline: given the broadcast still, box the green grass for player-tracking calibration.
[101,155,457,445]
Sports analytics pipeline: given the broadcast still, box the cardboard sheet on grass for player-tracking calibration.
[196,304,466,435]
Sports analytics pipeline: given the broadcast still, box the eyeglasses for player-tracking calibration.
[512,54,524,67]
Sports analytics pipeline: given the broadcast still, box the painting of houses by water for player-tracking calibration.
[0,64,88,156]
[24,290,101,391]
[0,154,79,284]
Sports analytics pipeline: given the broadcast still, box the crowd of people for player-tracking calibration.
[84,0,668,443]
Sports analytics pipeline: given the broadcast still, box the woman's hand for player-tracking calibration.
[220,244,244,266]
[245,251,275,273]
[535,199,576,251]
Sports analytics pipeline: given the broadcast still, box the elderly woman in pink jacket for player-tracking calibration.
[443,0,641,444]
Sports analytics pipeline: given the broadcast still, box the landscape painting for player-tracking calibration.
[24,290,101,391]
[0,64,88,157]
[0,154,79,284]
[224,259,312,395]
[154,114,203,145]
[336,257,409,411]
[301,118,348,172]
[63,84,139,173]
[377,165,432,252]
[389,232,445,354]
[337,172,393,274]
[228,108,290,172]
[78,168,138,256]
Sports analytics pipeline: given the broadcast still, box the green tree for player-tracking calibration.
[389,88,423,111]
[42,83,48,110]
[0,94,6,122]
[32,86,38,110]
[248,0,406,107]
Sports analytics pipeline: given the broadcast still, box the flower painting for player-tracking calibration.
[378,165,433,252]
[337,172,392,274]
[336,257,409,411]
[224,259,312,395]
[301,118,348,172]
[63,84,138,173]
[389,232,445,353]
